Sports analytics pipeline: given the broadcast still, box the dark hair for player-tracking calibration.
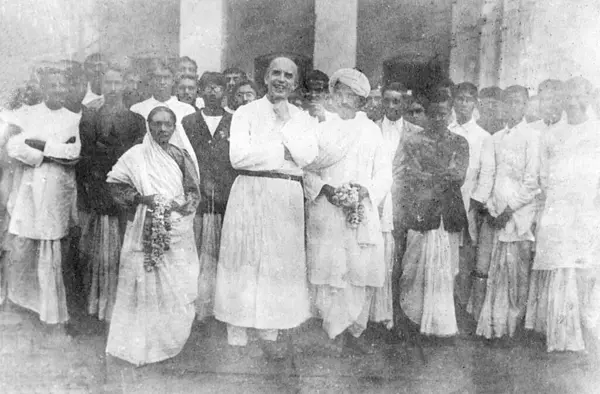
[305,70,329,86]
[435,78,456,97]
[198,72,227,90]
[479,86,503,100]
[538,79,563,94]
[179,56,198,71]
[222,67,246,77]
[150,59,175,77]
[426,90,452,110]
[406,92,429,108]
[147,106,176,124]
[504,85,529,101]
[381,82,408,96]
[565,77,594,95]
[230,79,260,96]
[456,82,478,99]
[176,74,198,85]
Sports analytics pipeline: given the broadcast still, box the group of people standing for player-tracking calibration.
[0,51,598,368]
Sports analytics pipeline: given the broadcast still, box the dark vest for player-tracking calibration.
[182,110,237,215]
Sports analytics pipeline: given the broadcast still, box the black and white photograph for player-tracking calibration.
[0,0,599,392]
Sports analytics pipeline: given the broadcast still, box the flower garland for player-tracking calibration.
[330,183,366,229]
[142,195,172,272]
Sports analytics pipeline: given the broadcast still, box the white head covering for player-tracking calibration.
[329,68,371,98]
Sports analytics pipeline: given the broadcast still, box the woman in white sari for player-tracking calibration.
[105,106,200,366]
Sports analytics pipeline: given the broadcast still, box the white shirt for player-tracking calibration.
[201,111,223,137]
[5,103,81,240]
[195,97,205,109]
[449,118,495,241]
[82,83,104,107]
[487,120,540,242]
[130,96,198,174]
[230,96,318,177]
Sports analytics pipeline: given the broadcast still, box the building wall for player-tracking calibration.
[356,0,453,86]
[97,0,180,59]
[224,0,315,77]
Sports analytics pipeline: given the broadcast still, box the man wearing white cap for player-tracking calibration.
[214,57,317,356]
[304,68,392,353]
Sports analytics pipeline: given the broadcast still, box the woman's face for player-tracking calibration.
[148,110,176,146]
[405,102,428,128]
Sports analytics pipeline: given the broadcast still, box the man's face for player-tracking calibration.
[225,73,243,91]
[102,70,124,101]
[178,61,197,78]
[332,83,360,120]
[177,78,198,106]
[564,84,589,118]
[234,84,257,108]
[364,95,383,122]
[201,81,224,109]
[454,90,476,120]
[307,80,328,103]
[405,101,428,128]
[264,58,297,101]
[538,89,563,122]
[427,101,452,131]
[382,90,405,121]
[42,73,68,108]
[152,68,174,97]
[504,91,528,123]
[478,97,504,123]
[84,59,107,84]
[125,73,142,92]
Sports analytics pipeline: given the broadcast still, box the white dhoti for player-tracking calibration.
[214,176,311,345]
[369,232,394,324]
[80,214,121,322]
[400,222,460,337]
[475,239,532,339]
[526,267,600,352]
[4,235,69,324]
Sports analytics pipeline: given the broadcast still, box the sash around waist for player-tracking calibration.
[237,170,303,183]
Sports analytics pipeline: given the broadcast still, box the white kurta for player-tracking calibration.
[214,96,317,331]
[476,120,540,338]
[486,121,540,242]
[130,96,199,174]
[6,103,81,240]
[449,118,495,241]
[533,120,600,271]
[304,115,391,338]
[3,103,81,324]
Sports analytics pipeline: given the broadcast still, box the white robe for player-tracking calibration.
[214,96,317,330]
[304,114,392,337]
[448,118,495,242]
[105,134,199,366]
[533,120,600,270]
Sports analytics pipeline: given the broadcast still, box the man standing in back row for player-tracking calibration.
[214,57,318,357]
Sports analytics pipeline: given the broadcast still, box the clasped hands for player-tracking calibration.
[488,206,514,229]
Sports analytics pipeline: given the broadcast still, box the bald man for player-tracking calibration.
[214,57,318,356]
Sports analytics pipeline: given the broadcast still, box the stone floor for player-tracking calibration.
[0,304,599,394]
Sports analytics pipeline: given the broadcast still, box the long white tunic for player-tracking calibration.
[214,96,318,330]
[449,118,495,240]
[486,120,540,243]
[130,96,198,174]
[533,120,600,270]
[304,115,392,288]
[5,103,81,240]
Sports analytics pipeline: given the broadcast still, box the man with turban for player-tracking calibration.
[304,68,392,353]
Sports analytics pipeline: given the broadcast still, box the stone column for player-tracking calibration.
[449,0,484,84]
[477,0,503,88]
[313,0,358,75]
[180,0,225,73]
